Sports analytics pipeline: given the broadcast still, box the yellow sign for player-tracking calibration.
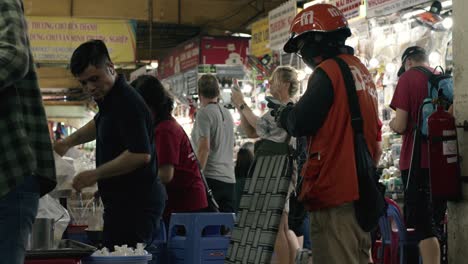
[26,17,136,63]
[251,18,271,57]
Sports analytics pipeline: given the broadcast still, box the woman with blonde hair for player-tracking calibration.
[231,66,303,264]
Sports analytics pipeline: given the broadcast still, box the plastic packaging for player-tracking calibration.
[54,152,75,191]
[87,193,104,231]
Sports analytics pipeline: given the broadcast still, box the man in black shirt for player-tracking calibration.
[54,40,165,248]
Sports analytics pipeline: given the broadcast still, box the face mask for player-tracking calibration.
[297,41,323,69]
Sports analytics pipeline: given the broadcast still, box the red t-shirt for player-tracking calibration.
[155,118,207,219]
[390,67,433,170]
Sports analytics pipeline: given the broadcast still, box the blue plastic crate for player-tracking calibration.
[167,213,235,264]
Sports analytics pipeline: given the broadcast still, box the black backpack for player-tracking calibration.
[334,57,386,232]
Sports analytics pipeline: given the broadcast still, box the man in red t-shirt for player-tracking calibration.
[390,46,446,264]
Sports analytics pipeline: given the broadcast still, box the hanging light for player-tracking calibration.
[297,70,307,81]
[304,67,313,75]
[242,83,253,93]
[369,58,380,69]
[258,93,266,102]
[385,63,396,74]
[150,61,159,69]
[442,17,453,29]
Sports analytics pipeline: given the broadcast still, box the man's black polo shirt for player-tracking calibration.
[94,74,165,210]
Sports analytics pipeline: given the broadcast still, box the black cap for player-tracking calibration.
[397,46,427,77]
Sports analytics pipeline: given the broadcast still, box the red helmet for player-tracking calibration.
[283,4,350,53]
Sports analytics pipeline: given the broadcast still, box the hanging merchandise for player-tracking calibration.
[367,0,428,18]
[414,1,446,31]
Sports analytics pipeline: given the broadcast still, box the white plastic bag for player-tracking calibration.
[36,194,71,247]
[53,152,75,190]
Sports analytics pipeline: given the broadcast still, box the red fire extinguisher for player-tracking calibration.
[427,104,461,200]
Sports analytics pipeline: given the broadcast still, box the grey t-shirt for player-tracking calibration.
[191,103,235,183]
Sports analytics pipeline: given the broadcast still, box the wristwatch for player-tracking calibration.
[239,103,247,111]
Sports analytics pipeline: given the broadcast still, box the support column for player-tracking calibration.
[448,0,468,263]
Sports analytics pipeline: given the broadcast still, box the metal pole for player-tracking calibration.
[178,0,181,24]
[148,0,153,61]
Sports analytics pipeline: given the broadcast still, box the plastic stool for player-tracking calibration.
[168,213,235,264]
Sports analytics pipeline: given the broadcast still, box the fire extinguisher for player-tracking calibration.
[427,104,462,200]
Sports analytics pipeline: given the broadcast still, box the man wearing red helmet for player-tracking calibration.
[270,4,381,263]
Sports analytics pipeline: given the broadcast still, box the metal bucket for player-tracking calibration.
[27,218,55,250]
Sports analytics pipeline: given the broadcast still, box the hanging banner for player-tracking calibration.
[250,17,271,57]
[268,0,297,51]
[330,0,363,20]
[367,0,427,18]
[27,17,136,63]
[159,38,200,79]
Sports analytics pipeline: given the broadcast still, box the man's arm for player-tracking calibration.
[54,120,96,156]
[389,108,408,134]
[196,137,210,171]
[72,150,151,191]
[279,68,334,137]
[95,150,150,179]
[73,114,154,191]
[158,164,175,184]
[0,0,30,92]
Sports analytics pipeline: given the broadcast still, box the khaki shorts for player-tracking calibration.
[310,202,371,264]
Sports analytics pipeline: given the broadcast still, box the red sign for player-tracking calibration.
[159,36,249,79]
[200,36,249,66]
[159,38,200,79]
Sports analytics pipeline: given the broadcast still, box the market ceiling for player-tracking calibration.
[27,0,290,103]
[25,0,287,61]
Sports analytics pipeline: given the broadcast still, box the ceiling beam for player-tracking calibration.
[43,100,87,106]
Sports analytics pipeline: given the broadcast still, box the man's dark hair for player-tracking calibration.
[131,75,174,126]
[198,74,220,99]
[70,39,112,76]
[408,53,428,63]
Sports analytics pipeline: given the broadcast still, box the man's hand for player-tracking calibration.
[54,140,71,156]
[231,88,245,108]
[72,170,99,191]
